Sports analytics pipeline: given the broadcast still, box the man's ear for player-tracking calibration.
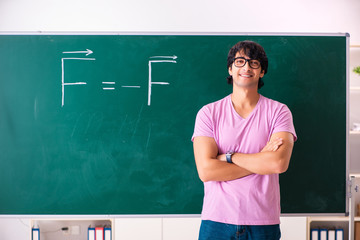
[228,66,233,75]
[260,69,265,78]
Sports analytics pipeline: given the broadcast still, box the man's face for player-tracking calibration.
[228,51,265,89]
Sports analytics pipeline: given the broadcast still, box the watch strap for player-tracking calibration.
[226,151,234,163]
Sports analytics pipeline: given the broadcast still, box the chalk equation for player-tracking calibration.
[61,49,177,107]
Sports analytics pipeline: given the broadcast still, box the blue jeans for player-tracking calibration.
[199,220,281,240]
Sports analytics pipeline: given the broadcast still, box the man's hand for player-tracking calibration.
[261,137,283,152]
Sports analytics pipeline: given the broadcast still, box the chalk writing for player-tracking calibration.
[63,49,93,56]
[61,57,96,107]
[148,56,177,106]
[61,51,177,107]
[102,82,115,90]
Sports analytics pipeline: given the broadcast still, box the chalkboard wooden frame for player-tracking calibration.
[0,32,349,216]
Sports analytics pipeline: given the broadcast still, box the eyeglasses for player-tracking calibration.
[233,57,261,69]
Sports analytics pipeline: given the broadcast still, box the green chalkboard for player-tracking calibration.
[0,33,347,215]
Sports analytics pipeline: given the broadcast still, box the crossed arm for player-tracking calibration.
[193,131,294,182]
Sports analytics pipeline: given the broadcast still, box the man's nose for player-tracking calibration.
[242,61,251,70]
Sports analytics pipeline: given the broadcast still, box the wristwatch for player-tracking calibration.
[226,151,234,163]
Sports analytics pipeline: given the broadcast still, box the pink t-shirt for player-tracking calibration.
[192,94,297,225]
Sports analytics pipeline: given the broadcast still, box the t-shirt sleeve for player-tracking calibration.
[272,105,297,141]
[191,106,214,141]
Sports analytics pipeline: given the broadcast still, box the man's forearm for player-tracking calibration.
[198,158,253,182]
[194,136,253,182]
[218,151,282,175]
[231,151,286,175]
[218,132,294,175]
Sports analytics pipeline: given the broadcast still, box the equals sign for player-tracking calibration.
[102,82,115,90]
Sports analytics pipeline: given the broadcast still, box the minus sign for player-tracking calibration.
[122,86,141,88]
[103,88,115,90]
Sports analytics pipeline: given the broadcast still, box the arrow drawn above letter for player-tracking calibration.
[63,49,93,56]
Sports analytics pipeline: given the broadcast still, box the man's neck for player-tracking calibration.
[231,86,260,108]
[230,86,260,119]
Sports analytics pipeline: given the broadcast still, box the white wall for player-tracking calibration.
[0,0,360,44]
[0,0,359,239]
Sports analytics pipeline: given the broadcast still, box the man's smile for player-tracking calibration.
[239,73,253,78]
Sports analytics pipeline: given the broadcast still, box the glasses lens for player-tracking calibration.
[249,60,260,69]
[234,58,246,67]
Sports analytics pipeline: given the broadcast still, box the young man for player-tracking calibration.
[192,40,297,240]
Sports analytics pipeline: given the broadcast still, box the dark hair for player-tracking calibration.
[226,40,268,89]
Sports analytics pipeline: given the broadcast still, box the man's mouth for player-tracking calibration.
[240,74,252,78]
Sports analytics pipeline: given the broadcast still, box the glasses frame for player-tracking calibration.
[233,57,261,69]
